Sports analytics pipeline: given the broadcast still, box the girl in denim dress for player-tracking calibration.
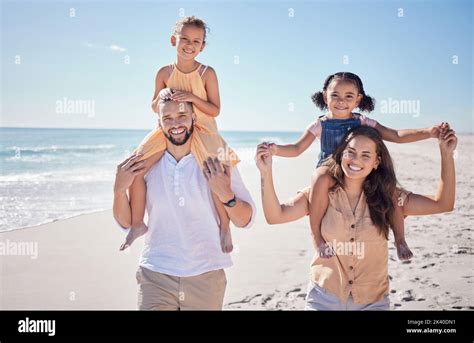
[265,72,446,261]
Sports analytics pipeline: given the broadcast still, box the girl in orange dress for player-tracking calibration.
[120,16,239,253]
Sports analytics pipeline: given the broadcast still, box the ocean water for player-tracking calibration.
[0,127,301,232]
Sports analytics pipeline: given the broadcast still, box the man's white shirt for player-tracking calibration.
[119,151,256,277]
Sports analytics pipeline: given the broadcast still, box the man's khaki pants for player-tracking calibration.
[136,266,227,310]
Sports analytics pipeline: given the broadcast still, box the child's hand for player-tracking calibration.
[260,141,277,155]
[170,90,196,103]
[267,143,278,156]
[159,88,174,100]
[429,122,451,138]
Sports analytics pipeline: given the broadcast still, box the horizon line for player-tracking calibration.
[1,126,473,135]
[0,126,306,134]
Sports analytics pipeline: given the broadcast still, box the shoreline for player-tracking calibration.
[0,209,111,234]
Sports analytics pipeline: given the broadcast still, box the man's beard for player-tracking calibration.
[163,122,194,146]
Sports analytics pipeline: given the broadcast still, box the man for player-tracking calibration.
[113,97,256,310]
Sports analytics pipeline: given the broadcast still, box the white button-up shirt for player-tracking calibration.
[136,151,256,277]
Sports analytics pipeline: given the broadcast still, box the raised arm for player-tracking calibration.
[374,122,440,143]
[402,129,456,216]
[151,67,169,114]
[253,128,456,227]
[199,66,221,117]
[268,130,316,158]
[113,154,146,228]
[256,143,310,224]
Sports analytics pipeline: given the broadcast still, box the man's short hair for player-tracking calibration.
[158,97,193,115]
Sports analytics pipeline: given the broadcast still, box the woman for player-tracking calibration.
[256,125,456,310]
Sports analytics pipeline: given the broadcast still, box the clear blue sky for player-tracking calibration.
[1,0,472,132]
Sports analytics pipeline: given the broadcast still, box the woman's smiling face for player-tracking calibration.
[324,80,363,118]
[341,135,380,181]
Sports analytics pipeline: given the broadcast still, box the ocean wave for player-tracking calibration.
[258,136,286,144]
[5,155,58,163]
[1,144,117,155]
[0,169,115,183]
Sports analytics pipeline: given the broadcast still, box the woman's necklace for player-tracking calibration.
[347,192,362,215]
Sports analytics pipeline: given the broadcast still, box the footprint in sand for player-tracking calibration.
[298,249,307,257]
[452,306,464,310]
[420,277,431,285]
[287,287,301,293]
[275,301,288,309]
[400,290,416,302]
[285,288,302,300]
[421,263,436,269]
[226,293,262,306]
[260,294,274,305]
[454,246,471,254]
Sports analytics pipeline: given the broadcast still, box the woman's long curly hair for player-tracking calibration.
[323,126,398,239]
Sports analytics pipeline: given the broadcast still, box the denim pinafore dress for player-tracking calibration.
[317,114,362,167]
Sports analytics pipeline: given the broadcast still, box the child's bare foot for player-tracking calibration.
[120,223,148,251]
[395,240,413,261]
[318,242,334,259]
[220,226,233,254]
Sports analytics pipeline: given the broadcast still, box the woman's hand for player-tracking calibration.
[114,153,146,193]
[439,127,457,153]
[255,143,273,172]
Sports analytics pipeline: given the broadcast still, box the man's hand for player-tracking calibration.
[114,153,146,193]
[202,157,234,203]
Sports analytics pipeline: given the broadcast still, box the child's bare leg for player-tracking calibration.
[120,151,164,251]
[309,167,334,258]
[392,196,413,260]
[211,191,233,254]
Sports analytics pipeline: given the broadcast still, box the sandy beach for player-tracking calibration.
[1,136,473,310]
